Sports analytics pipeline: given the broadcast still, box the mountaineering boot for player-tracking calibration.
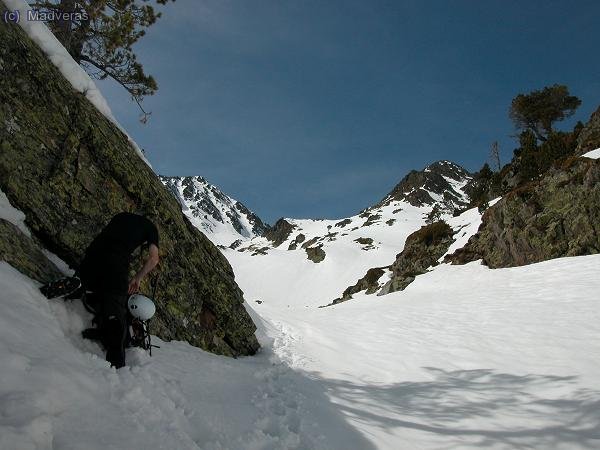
[82,328,102,341]
[40,276,81,299]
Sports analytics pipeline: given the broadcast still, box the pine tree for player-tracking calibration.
[28,0,175,120]
[509,85,581,142]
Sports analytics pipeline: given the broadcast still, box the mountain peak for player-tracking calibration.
[377,160,472,210]
[424,160,471,181]
[160,175,269,246]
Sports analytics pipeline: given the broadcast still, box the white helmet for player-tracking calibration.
[128,294,156,321]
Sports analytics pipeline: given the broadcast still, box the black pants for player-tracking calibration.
[87,292,128,368]
[79,257,129,369]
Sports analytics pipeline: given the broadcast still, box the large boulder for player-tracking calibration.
[447,157,600,268]
[0,14,259,356]
[380,221,454,294]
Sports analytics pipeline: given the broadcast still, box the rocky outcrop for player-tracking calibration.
[576,106,600,156]
[0,219,62,282]
[329,267,387,305]
[330,220,455,305]
[0,16,258,356]
[264,218,295,247]
[287,233,305,250]
[305,246,326,263]
[447,158,600,268]
[380,221,454,294]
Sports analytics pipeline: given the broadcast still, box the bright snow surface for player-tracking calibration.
[582,148,600,160]
[2,254,599,449]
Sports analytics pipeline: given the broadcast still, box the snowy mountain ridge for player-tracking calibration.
[219,160,476,308]
[373,159,472,211]
[160,175,270,247]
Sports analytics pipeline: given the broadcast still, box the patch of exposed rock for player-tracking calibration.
[264,218,295,247]
[287,233,305,250]
[305,245,326,263]
[380,221,454,294]
[328,267,388,305]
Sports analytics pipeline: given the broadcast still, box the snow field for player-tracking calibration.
[230,200,433,307]
[0,262,372,450]
[235,256,600,449]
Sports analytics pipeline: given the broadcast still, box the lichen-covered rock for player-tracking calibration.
[576,106,600,155]
[447,158,600,268]
[380,221,454,294]
[0,219,62,283]
[0,16,258,356]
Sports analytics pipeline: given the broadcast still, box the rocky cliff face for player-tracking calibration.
[448,157,600,268]
[160,175,269,246]
[0,15,259,356]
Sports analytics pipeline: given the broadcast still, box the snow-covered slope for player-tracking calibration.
[0,262,371,450]
[241,255,600,450]
[160,176,269,247]
[3,157,599,449]
[2,253,599,450]
[226,160,472,306]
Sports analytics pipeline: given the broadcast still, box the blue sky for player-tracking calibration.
[97,0,600,224]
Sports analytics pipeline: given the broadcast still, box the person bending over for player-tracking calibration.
[78,211,159,368]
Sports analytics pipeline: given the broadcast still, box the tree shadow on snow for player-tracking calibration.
[311,367,600,449]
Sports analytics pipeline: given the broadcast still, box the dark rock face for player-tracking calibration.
[330,267,387,305]
[380,221,454,294]
[0,17,259,356]
[0,219,62,283]
[576,106,600,156]
[265,218,296,247]
[447,158,600,268]
[335,219,352,228]
[376,160,471,210]
[305,246,326,263]
[287,233,305,251]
